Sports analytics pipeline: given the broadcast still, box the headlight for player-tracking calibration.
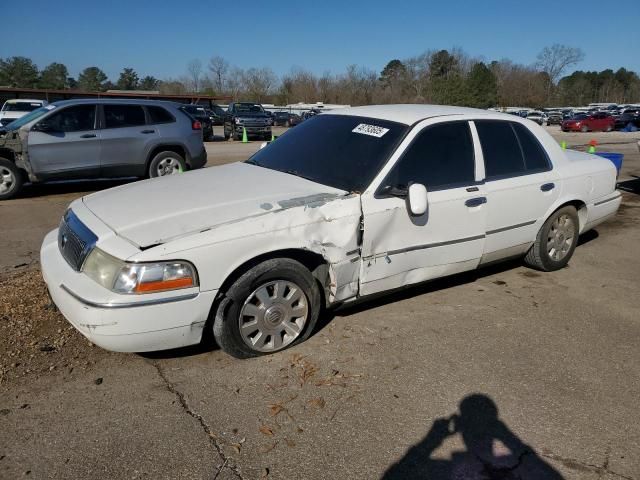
[83,248,198,294]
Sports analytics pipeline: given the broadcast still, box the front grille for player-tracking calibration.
[58,210,98,271]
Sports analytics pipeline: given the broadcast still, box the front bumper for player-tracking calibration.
[40,230,217,352]
[234,125,271,135]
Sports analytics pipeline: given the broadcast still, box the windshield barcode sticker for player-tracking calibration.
[352,123,389,138]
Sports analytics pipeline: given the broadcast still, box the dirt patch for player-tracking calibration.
[0,266,111,386]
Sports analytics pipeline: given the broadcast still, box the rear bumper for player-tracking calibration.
[584,191,622,232]
[188,146,207,170]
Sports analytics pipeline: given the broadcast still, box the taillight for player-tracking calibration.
[192,120,202,130]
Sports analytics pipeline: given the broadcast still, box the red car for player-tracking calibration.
[561,112,615,132]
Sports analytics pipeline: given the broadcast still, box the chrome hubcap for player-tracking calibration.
[157,157,181,176]
[547,214,575,261]
[239,280,308,353]
[0,166,15,194]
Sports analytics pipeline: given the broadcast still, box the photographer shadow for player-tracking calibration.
[382,394,564,480]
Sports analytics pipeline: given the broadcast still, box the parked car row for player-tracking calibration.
[0,99,207,200]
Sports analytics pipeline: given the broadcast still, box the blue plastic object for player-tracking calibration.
[595,152,623,175]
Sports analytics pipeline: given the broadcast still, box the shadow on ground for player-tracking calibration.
[382,394,564,480]
[15,178,136,199]
[618,176,640,195]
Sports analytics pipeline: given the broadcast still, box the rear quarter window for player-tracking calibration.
[148,106,175,124]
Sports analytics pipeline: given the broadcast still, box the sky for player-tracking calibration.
[3,0,639,81]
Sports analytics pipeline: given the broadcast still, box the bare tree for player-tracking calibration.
[536,44,584,99]
[186,59,203,92]
[241,67,277,102]
[208,56,229,93]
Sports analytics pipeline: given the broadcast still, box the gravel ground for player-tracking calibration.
[0,125,639,479]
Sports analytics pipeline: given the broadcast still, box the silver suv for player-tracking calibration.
[0,99,207,200]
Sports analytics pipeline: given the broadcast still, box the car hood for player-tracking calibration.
[82,162,347,248]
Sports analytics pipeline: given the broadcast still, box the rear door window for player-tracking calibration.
[104,104,146,128]
[383,121,476,191]
[476,120,526,179]
[511,123,550,172]
[476,120,551,179]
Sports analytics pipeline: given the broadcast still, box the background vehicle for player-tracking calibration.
[41,105,620,357]
[180,104,214,140]
[207,105,226,125]
[546,111,564,126]
[614,111,640,130]
[272,111,302,127]
[561,112,615,132]
[525,111,547,125]
[0,99,47,127]
[223,102,272,140]
[0,99,206,200]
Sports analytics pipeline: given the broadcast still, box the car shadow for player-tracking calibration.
[618,176,640,195]
[382,393,564,479]
[16,178,137,199]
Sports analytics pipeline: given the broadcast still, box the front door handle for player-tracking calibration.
[141,129,156,134]
[465,197,487,207]
[80,133,96,138]
[540,182,555,192]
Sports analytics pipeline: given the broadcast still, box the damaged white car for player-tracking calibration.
[41,105,621,358]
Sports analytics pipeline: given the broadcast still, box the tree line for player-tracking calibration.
[1,45,639,108]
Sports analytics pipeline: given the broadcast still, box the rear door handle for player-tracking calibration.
[540,183,555,192]
[465,197,487,207]
[80,133,96,138]
[141,129,156,134]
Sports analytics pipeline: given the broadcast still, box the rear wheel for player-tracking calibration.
[525,206,579,271]
[212,258,321,358]
[0,158,23,200]
[148,151,186,178]
[580,125,589,133]
[605,125,613,132]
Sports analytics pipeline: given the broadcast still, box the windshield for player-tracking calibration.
[572,114,588,120]
[2,102,42,112]
[236,103,264,113]
[4,106,53,130]
[246,114,409,192]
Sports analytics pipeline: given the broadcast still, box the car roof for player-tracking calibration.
[51,98,180,108]
[326,104,515,125]
[4,99,44,103]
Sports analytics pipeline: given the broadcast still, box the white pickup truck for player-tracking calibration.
[41,105,621,358]
[0,99,47,127]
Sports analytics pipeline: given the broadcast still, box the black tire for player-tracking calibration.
[223,125,231,140]
[148,151,186,178]
[285,120,290,128]
[212,258,321,359]
[605,125,613,132]
[580,125,589,133]
[0,158,23,200]
[524,206,579,272]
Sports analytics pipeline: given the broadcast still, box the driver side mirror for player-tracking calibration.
[408,183,428,216]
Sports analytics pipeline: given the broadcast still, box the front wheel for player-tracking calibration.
[212,258,321,358]
[524,206,579,271]
[580,125,589,133]
[0,158,23,200]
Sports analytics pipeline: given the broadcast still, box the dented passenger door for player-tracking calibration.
[359,119,487,296]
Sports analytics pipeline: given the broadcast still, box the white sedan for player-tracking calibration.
[41,105,621,358]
